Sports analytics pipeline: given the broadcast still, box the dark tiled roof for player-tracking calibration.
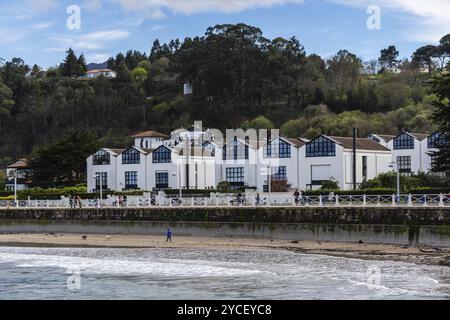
[285,138,306,147]
[177,146,214,157]
[327,136,391,151]
[374,134,396,142]
[131,130,169,139]
[408,132,430,141]
[108,148,125,156]
[6,159,28,169]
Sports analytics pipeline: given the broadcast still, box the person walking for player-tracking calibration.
[77,195,82,208]
[166,228,172,242]
[293,189,300,205]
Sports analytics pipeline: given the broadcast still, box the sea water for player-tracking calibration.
[0,247,449,300]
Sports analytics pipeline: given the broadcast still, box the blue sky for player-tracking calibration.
[1,0,449,68]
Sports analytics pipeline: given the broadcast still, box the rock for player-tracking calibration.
[358,240,364,244]
[82,235,87,240]
[291,240,299,244]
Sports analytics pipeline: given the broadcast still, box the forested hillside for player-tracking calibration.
[1,23,449,165]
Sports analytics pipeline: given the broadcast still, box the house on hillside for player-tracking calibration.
[4,159,32,191]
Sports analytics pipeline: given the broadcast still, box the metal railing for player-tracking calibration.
[0,193,449,209]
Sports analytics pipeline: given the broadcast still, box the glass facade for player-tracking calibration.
[155,172,169,189]
[122,148,140,164]
[393,133,414,150]
[153,146,171,163]
[223,138,249,160]
[93,150,110,165]
[428,132,447,149]
[397,156,412,176]
[125,171,138,189]
[306,136,336,157]
[264,140,291,159]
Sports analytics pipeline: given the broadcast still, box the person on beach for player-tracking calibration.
[77,195,82,208]
[166,228,172,242]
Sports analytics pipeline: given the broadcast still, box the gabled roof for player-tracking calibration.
[285,138,307,148]
[130,130,169,139]
[124,146,155,155]
[6,159,28,169]
[325,136,391,151]
[371,134,396,142]
[103,148,125,156]
[408,132,430,141]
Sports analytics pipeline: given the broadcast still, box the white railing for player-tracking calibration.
[0,193,449,209]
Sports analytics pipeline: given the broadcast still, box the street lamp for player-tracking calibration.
[8,169,18,206]
[388,161,400,198]
[94,173,103,204]
[172,162,182,204]
[267,166,271,205]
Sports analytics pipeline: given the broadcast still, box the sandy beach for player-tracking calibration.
[1,233,450,267]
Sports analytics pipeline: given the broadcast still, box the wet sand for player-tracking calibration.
[1,233,450,267]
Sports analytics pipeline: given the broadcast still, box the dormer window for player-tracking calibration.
[153,146,171,163]
[306,136,336,157]
[393,133,414,150]
[122,148,140,164]
[93,150,110,165]
[428,132,447,149]
[264,139,291,159]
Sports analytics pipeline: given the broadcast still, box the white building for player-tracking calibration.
[299,135,392,190]
[4,159,31,191]
[87,130,216,192]
[85,69,117,79]
[376,131,447,175]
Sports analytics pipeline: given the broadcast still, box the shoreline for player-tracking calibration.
[1,233,450,267]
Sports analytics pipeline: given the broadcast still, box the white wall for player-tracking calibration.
[388,138,423,174]
[116,151,147,191]
[86,152,118,192]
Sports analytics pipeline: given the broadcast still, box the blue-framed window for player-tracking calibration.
[122,148,140,164]
[393,133,414,150]
[264,139,291,158]
[94,172,108,190]
[428,132,448,149]
[125,171,138,189]
[397,156,412,176]
[226,167,244,183]
[153,146,171,163]
[271,166,287,180]
[223,138,249,160]
[306,136,336,157]
[93,150,110,165]
[155,172,169,189]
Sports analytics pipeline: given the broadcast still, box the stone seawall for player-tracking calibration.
[1,207,450,246]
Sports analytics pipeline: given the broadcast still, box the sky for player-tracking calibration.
[0,0,449,68]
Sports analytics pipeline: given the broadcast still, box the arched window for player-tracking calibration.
[93,150,110,165]
[153,146,171,163]
[122,148,140,164]
[306,136,336,157]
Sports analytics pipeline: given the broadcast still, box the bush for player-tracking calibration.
[320,179,340,191]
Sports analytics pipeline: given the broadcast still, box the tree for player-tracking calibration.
[131,67,148,83]
[28,132,100,187]
[241,116,274,130]
[0,81,14,132]
[60,48,85,77]
[412,45,436,74]
[430,71,450,174]
[434,34,450,69]
[379,46,400,70]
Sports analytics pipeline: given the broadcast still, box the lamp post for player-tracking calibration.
[94,173,103,204]
[389,161,400,198]
[172,164,182,205]
[267,166,271,205]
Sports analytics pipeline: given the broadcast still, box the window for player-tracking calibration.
[153,146,171,163]
[223,138,249,160]
[264,140,291,158]
[397,156,412,176]
[93,150,110,165]
[306,136,336,157]
[155,172,169,189]
[125,171,138,189]
[122,148,140,164]
[95,172,108,190]
[264,166,288,192]
[226,167,244,190]
[428,132,448,149]
[362,156,367,181]
[393,133,414,150]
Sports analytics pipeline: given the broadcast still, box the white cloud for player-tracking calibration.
[150,24,165,31]
[115,0,304,18]
[32,21,54,30]
[86,53,110,63]
[49,29,131,50]
[330,0,450,42]
[26,0,58,12]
